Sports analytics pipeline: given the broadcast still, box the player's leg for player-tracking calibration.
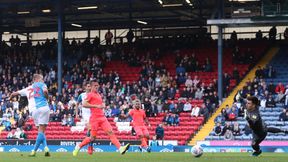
[87,129,94,155]
[251,133,266,156]
[134,126,144,151]
[102,118,130,154]
[39,107,50,157]
[73,121,98,156]
[30,110,40,157]
[84,118,93,155]
[143,127,151,153]
[267,127,288,134]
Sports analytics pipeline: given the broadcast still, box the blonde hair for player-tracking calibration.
[33,74,43,82]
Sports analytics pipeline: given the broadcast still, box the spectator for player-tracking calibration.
[104,105,112,118]
[266,65,276,78]
[199,104,209,122]
[230,30,237,42]
[221,122,232,136]
[185,76,193,88]
[266,95,276,108]
[51,109,61,122]
[66,114,74,127]
[105,29,113,45]
[269,26,277,41]
[227,106,238,121]
[155,124,164,140]
[171,113,179,126]
[232,122,241,136]
[149,136,159,146]
[256,30,263,40]
[214,114,225,126]
[195,88,203,100]
[14,128,26,139]
[275,91,285,103]
[61,114,68,126]
[183,100,192,112]
[126,29,134,43]
[275,83,285,94]
[214,122,222,136]
[279,109,288,121]
[191,105,200,117]
[111,104,120,117]
[284,27,288,40]
[285,85,288,108]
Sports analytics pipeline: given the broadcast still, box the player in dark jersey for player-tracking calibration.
[245,96,288,156]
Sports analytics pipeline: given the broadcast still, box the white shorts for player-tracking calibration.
[82,107,91,125]
[32,106,50,127]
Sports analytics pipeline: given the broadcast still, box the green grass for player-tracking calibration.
[0,152,287,162]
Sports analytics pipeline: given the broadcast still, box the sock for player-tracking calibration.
[33,132,44,152]
[109,134,121,149]
[141,137,148,148]
[42,133,48,148]
[267,127,283,133]
[79,137,92,148]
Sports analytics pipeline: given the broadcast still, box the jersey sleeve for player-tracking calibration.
[42,83,48,91]
[18,87,28,96]
[128,109,134,116]
[77,94,82,103]
[142,110,146,118]
[85,93,92,103]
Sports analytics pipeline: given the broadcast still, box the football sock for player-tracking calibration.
[42,133,48,148]
[109,134,121,149]
[141,137,148,147]
[79,137,92,148]
[33,132,44,151]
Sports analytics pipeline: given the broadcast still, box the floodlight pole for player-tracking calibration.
[217,26,223,101]
[57,0,63,95]
[217,0,224,101]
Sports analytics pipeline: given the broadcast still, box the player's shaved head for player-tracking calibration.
[133,99,141,109]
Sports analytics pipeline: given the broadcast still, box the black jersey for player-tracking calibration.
[246,109,267,135]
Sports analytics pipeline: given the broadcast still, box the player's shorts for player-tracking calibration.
[32,106,50,127]
[90,117,112,136]
[133,125,149,137]
[82,107,91,121]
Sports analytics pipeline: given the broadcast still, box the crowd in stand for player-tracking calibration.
[0,35,222,139]
[1,31,269,140]
[213,66,288,140]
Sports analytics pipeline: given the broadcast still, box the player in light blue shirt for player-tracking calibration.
[75,82,93,154]
[11,74,50,157]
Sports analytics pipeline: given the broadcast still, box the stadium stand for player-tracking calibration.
[204,46,288,141]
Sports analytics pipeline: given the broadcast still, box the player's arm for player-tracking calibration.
[143,112,150,126]
[246,112,259,128]
[10,91,20,100]
[43,85,49,100]
[75,95,82,118]
[75,102,80,118]
[82,100,105,109]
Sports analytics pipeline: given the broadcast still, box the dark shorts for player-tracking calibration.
[252,131,267,145]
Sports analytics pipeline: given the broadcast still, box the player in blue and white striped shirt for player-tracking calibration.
[10,74,50,157]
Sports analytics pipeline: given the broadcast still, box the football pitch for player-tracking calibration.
[0,152,287,162]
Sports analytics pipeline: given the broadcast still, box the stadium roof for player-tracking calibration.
[0,0,263,33]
